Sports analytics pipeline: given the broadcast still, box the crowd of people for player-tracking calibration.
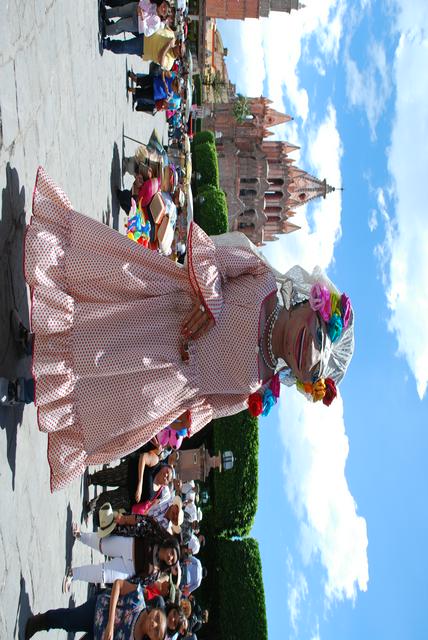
[26,437,210,639]
[102,0,193,141]
[3,1,356,638]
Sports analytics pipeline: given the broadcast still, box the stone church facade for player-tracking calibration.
[205,0,305,20]
[203,97,335,246]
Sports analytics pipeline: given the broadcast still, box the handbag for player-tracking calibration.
[131,486,164,515]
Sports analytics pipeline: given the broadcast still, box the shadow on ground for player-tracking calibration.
[97,0,104,57]
[110,142,121,230]
[0,164,30,490]
[14,575,32,640]
[65,503,75,571]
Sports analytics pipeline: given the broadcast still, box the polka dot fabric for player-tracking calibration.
[25,168,277,491]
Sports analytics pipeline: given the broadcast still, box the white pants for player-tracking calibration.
[72,533,135,584]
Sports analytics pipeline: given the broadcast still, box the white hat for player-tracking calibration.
[177,188,186,208]
[97,503,119,539]
[171,496,184,534]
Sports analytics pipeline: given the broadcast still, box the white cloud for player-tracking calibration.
[344,40,392,140]
[236,19,266,96]
[278,392,369,603]
[368,209,378,232]
[310,623,321,640]
[313,57,326,76]
[287,554,309,633]
[381,0,428,398]
[228,1,346,122]
[262,103,343,273]
[265,0,346,122]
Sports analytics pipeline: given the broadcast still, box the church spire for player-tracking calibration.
[287,171,336,207]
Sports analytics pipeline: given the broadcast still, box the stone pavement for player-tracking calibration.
[0,2,168,637]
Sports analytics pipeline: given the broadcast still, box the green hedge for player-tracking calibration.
[193,142,219,189]
[194,186,228,235]
[212,412,259,537]
[193,130,216,147]
[193,74,203,106]
[217,539,268,640]
[198,538,268,640]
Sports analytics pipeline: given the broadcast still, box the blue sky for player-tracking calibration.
[218,1,428,638]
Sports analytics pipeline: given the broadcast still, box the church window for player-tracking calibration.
[239,208,256,218]
[268,177,284,186]
[265,190,283,200]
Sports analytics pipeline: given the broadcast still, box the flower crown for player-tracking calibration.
[309,283,351,343]
[294,283,351,405]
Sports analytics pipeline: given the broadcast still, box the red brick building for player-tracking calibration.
[205,0,305,20]
[204,97,335,246]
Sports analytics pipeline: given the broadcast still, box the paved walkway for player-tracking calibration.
[0,2,168,637]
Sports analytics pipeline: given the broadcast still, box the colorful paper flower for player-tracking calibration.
[327,313,343,342]
[248,392,263,417]
[312,378,326,401]
[262,389,277,416]
[340,293,351,329]
[309,283,331,322]
[270,373,280,398]
[322,378,337,406]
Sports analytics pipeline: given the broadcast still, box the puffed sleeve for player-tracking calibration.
[186,223,274,324]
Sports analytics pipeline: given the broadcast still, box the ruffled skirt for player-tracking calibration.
[25,168,198,491]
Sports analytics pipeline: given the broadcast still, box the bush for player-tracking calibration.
[193,130,216,147]
[198,538,268,640]
[211,412,259,537]
[193,186,228,235]
[193,142,219,189]
[193,74,203,106]
[217,539,267,639]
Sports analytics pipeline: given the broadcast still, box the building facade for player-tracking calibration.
[202,19,235,103]
[205,0,305,20]
[203,96,335,246]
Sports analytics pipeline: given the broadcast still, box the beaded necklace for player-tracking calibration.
[258,302,280,372]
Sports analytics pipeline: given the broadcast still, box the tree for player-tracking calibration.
[232,94,251,123]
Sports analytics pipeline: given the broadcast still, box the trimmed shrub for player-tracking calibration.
[193,130,216,147]
[193,142,219,189]
[217,538,268,640]
[212,411,259,537]
[197,538,268,640]
[194,186,228,235]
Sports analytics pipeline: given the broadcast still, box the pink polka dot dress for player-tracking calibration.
[24,168,277,491]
